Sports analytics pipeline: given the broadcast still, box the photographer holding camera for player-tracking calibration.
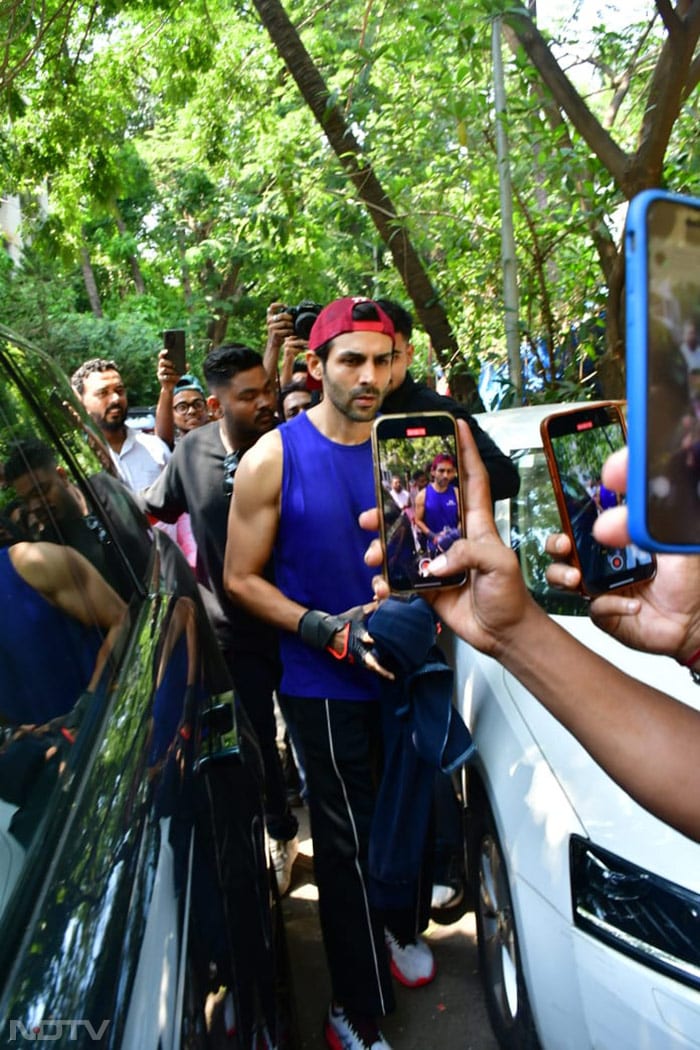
[264,300,323,399]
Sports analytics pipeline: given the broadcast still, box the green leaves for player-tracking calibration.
[1,0,697,403]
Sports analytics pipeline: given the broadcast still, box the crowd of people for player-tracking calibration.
[143,295,517,1050]
[2,294,698,1050]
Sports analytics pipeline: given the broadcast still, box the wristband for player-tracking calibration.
[298,609,345,651]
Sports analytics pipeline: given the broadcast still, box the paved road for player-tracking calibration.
[281,808,499,1050]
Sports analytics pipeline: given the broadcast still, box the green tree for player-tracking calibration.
[498,0,700,392]
[1,0,699,406]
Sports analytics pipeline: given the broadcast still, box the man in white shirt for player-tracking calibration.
[679,319,700,372]
[71,358,171,490]
[389,474,411,511]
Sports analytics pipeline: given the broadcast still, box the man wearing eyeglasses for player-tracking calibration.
[153,369,213,567]
[138,344,300,895]
[155,351,213,449]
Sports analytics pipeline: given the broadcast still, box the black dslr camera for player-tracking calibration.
[278,300,323,341]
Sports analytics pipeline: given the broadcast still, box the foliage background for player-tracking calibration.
[1,0,699,406]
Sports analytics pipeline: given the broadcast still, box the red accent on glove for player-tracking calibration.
[326,622,351,661]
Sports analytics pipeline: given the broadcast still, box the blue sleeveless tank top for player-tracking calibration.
[424,484,459,533]
[0,546,103,723]
[276,413,381,700]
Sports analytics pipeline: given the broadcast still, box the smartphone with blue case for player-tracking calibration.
[625,189,700,552]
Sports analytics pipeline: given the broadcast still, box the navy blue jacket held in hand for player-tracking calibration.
[367,596,476,909]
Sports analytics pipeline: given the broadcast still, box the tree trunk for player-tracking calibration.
[206,262,243,347]
[503,1,700,394]
[251,0,483,410]
[80,236,102,317]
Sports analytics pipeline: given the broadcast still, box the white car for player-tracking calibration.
[450,403,700,1050]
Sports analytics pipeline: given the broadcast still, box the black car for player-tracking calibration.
[0,326,292,1048]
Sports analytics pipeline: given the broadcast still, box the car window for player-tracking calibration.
[0,359,134,928]
[509,447,589,616]
[0,336,153,597]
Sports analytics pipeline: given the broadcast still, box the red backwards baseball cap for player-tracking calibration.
[307,297,395,352]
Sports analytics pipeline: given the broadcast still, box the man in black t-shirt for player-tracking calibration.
[376,299,519,502]
[139,344,299,893]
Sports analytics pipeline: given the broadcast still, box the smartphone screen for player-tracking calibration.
[541,404,656,597]
[626,190,700,551]
[372,412,466,592]
[162,329,186,375]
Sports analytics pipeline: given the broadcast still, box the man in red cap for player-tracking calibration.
[414,452,461,557]
[225,298,433,1050]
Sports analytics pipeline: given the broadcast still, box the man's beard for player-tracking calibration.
[98,407,126,432]
[224,406,278,450]
[326,381,383,422]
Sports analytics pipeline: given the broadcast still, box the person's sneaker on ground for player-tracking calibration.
[430,877,464,911]
[269,835,299,896]
[324,1003,392,1050]
[385,929,436,988]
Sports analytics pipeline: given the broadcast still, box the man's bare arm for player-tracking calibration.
[12,542,127,692]
[413,488,430,536]
[224,431,307,632]
[362,421,700,840]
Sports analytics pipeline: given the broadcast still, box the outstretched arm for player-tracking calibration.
[263,303,294,393]
[545,447,700,668]
[362,421,700,841]
[154,348,181,449]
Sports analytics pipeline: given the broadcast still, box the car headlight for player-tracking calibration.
[570,835,700,991]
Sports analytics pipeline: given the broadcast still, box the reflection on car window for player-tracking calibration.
[510,448,588,617]
[0,366,131,923]
[0,362,153,601]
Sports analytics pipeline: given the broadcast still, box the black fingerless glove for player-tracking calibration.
[298,610,372,666]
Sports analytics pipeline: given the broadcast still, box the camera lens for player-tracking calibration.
[293,301,323,341]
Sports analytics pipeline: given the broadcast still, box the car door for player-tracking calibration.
[0,331,277,1048]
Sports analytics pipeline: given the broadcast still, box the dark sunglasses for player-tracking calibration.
[222,450,242,497]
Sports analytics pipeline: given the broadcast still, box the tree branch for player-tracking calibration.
[633,1,700,192]
[503,6,631,185]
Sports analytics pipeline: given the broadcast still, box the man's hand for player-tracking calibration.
[545,447,700,663]
[282,336,308,365]
[157,348,181,390]
[361,419,539,660]
[266,302,294,354]
[297,607,394,680]
[280,335,309,386]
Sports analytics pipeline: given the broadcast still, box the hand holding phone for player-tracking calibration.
[625,189,700,552]
[371,412,467,593]
[540,403,656,597]
[162,329,187,376]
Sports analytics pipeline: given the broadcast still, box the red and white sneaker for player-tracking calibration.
[385,929,436,988]
[324,1003,392,1050]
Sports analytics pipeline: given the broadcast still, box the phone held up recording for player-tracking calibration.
[625,189,700,552]
[371,412,466,593]
[540,403,656,598]
[162,329,187,376]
